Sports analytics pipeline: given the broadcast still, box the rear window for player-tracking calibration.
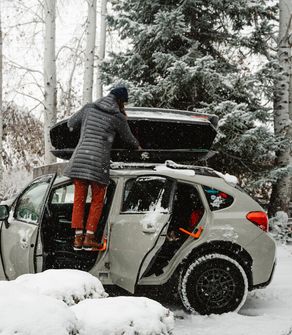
[203,186,234,211]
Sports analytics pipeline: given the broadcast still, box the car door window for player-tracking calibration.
[51,183,92,204]
[121,176,173,213]
[14,178,52,224]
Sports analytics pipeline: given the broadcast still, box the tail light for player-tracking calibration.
[246,211,269,232]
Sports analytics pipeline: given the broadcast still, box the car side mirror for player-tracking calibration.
[0,205,10,228]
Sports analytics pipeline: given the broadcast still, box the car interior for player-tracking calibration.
[142,182,205,277]
[42,180,116,271]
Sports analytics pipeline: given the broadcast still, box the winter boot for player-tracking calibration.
[83,233,103,251]
[73,234,84,251]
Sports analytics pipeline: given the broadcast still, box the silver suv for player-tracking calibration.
[0,160,276,315]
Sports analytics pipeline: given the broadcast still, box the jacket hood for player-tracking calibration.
[94,94,120,115]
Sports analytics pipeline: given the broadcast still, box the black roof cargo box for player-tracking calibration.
[50,107,218,163]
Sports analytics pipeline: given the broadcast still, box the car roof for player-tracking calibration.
[33,161,234,187]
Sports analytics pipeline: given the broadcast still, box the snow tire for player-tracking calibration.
[179,253,248,315]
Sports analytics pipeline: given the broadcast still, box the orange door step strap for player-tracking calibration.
[98,237,107,251]
[179,226,203,239]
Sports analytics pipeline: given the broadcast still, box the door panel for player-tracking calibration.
[0,174,56,280]
[109,176,174,293]
[1,222,38,279]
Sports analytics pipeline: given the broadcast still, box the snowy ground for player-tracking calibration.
[174,244,292,335]
[0,244,291,334]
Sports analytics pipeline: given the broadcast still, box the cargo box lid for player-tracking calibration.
[50,107,218,163]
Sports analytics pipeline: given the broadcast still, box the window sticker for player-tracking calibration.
[203,186,234,211]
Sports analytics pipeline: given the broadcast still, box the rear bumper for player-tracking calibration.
[252,260,276,289]
[245,232,276,287]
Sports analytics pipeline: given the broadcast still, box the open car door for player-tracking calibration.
[109,175,175,293]
[0,174,56,280]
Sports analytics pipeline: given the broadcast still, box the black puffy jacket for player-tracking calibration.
[64,94,139,185]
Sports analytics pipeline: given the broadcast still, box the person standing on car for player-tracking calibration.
[65,86,140,251]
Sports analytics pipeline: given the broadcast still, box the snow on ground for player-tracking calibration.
[1,244,292,334]
[71,296,174,335]
[0,270,174,335]
[15,269,108,306]
[174,244,292,335]
[0,282,78,335]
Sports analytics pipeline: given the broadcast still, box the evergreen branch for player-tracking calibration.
[220,151,253,172]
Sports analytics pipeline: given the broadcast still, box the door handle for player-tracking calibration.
[142,224,156,234]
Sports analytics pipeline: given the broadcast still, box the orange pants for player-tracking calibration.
[71,178,107,232]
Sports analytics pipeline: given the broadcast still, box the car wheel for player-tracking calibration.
[179,253,248,315]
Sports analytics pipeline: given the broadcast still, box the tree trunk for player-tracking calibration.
[269,0,292,216]
[83,0,97,104]
[0,6,3,185]
[96,0,107,99]
[43,0,57,164]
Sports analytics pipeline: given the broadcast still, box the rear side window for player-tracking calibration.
[122,176,173,213]
[203,186,234,211]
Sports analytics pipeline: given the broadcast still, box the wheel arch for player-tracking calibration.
[180,240,253,290]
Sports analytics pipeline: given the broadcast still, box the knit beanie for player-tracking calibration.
[110,86,129,102]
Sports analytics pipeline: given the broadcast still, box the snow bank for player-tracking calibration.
[0,282,78,335]
[1,270,174,335]
[15,269,108,306]
[71,296,174,335]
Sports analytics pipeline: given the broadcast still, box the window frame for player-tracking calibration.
[13,175,56,225]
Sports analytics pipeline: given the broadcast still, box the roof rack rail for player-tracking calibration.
[110,160,220,178]
[164,160,219,177]
[110,161,160,170]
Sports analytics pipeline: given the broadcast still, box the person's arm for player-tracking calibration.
[67,107,86,132]
[115,114,140,149]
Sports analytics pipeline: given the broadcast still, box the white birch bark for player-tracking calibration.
[0,5,3,184]
[83,0,97,104]
[43,0,57,164]
[96,0,107,99]
[270,0,292,215]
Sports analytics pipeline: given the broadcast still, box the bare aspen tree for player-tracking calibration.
[96,0,107,99]
[43,0,57,164]
[83,0,97,104]
[269,0,292,215]
[0,4,3,184]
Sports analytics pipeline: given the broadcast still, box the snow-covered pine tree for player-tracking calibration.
[102,0,278,202]
[2,103,44,170]
[0,103,44,200]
